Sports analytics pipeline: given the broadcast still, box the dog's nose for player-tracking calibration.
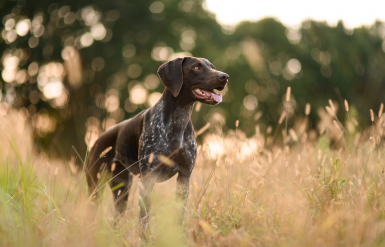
[218,73,229,82]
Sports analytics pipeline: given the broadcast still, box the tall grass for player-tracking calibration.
[1,101,385,246]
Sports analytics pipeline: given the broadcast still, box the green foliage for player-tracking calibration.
[1,0,385,156]
[319,158,348,202]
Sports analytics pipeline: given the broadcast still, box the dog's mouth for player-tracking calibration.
[192,87,223,103]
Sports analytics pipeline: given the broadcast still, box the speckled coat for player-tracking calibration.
[85,57,228,228]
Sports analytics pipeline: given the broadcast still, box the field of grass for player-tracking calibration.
[2,99,385,247]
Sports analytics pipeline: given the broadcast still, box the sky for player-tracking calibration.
[204,0,385,29]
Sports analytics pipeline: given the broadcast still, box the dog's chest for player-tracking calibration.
[139,105,196,174]
[141,103,190,149]
[140,110,173,149]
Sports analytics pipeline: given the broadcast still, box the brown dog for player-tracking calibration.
[85,57,228,227]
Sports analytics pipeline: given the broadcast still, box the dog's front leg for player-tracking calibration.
[139,176,155,230]
[176,173,190,223]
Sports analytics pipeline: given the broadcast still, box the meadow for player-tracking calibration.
[1,97,385,247]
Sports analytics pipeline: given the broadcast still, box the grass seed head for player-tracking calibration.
[111,162,116,171]
[344,99,349,112]
[289,129,298,142]
[158,154,175,167]
[370,109,374,122]
[325,106,335,117]
[328,99,335,112]
[199,220,214,235]
[148,153,154,164]
[235,120,239,127]
[305,103,311,116]
[195,102,201,112]
[99,146,112,158]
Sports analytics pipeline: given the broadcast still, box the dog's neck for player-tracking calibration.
[158,88,194,135]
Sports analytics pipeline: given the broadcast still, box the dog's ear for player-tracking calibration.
[157,57,185,97]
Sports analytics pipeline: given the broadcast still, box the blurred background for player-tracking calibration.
[1,0,385,158]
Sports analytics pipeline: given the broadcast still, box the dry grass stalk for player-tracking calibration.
[333,119,341,131]
[325,106,335,117]
[278,111,286,124]
[351,117,359,126]
[195,122,211,137]
[379,103,384,118]
[69,161,78,174]
[286,87,291,102]
[254,111,263,121]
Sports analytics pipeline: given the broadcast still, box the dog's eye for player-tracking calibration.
[194,66,200,70]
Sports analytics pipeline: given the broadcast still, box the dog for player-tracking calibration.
[85,57,229,227]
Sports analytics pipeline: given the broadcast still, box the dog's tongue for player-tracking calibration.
[211,93,222,103]
[200,89,222,103]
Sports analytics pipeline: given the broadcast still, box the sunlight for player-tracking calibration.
[129,84,148,105]
[205,0,385,28]
[15,19,30,36]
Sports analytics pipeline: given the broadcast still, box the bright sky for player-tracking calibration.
[204,0,385,29]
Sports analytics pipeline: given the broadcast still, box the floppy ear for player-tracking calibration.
[157,57,185,97]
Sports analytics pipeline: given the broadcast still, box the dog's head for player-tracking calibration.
[157,57,229,105]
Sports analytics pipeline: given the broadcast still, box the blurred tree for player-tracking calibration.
[1,0,385,158]
[0,0,227,157]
